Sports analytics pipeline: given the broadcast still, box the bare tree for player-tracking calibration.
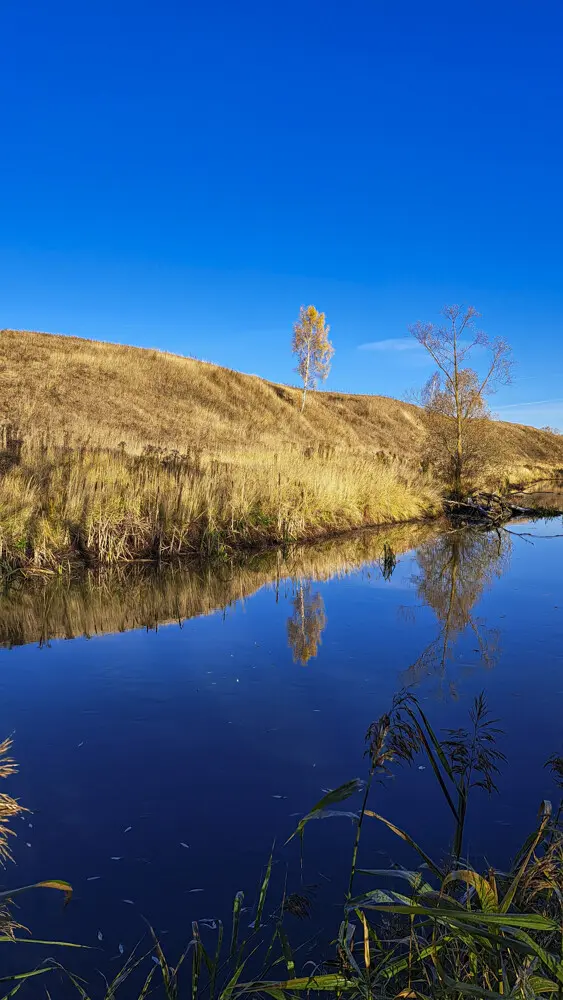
[409,305,513,497]
[292,305,334,412]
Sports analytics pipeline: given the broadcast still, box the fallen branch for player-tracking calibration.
[443,491,563,528]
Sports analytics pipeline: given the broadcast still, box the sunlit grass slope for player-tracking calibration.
[0,329,561,567]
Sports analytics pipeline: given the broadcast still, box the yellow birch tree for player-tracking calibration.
[292,305,334,412]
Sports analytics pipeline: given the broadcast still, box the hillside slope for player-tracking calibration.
[0,329,561,568]
[2,328,563,468]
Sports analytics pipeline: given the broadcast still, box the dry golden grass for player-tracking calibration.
[0,440,439,566]
[3,328,563,466]
[0,328,561,566]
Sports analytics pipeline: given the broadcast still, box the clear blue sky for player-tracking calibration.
[2,0,562,427]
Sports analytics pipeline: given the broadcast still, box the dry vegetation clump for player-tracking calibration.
[0,437,440,567]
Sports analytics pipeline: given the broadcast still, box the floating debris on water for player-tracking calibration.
[77,742,84,748]
[123,826,132,833]
[122,899,135,905]
[28,823,33,828]
[87,876,101,881]
[180,842,190,849]
[97,930,103,941]
[118,943,124,955]
[25,842,31,848]
[418,766,426,771]
[188,888,204,893]
[272,794,286,799]
[111,856,123,861]
[151,956,160,965]
[200,919,217,930]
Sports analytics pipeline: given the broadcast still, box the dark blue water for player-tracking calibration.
[0,520,562,988]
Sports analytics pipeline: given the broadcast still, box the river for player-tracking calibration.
[0,516,562,990]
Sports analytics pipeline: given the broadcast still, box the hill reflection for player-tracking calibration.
[0,522,438,649]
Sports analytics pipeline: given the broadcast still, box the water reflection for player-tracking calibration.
[0,521,436,649]
[402,528,512,695]
[286,582,327,664]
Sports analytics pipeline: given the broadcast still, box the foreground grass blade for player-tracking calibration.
[0,880,72,906]
[511,929,563,986]
[348,888,422,909]
[209,920,224,1000]
[380,939,450,980]
[236,973,355,993]
[0,937,87,947]
[364,904,558,931]
[356,868,435,894]
[438,979,513,999]
[500,799,552,913]
[527,975,561,994]
[219,948,258,1000]
[191,922,201,1000]
[254,850,273,931]
[277,927,295,977]
[284,780,362,845]
[0,969,52,985]
[229,891,244,959]
[404,706,460,822]
[137,966,158,999]
[410,703,456,783]
[363,811,443,878]
[442,869,498,911]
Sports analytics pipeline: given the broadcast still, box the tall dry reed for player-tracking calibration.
[0,437,440,567]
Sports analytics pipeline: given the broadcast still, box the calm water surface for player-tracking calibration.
[1,518,562,983]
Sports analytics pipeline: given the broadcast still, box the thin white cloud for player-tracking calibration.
[496,397,563,410]
[358,338,421,352]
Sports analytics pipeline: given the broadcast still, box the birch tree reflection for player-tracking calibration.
[286,582,327,665]
[402,529,511,694]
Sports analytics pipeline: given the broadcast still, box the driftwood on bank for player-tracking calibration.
[444,491,563,527]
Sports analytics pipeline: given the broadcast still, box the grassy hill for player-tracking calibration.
[2,329,563,465]
[0,328,562,568]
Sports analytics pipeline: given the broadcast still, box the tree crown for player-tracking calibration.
[292,305,334,390]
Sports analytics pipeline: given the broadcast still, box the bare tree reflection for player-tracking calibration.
[286,582,327,665]
[401,528,511,694]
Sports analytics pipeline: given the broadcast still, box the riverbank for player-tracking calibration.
[0,438,443,568]
[1,436,562,570]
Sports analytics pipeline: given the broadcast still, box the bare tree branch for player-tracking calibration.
[409,305,513,497]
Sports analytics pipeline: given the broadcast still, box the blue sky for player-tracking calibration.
[1,0,562,427]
